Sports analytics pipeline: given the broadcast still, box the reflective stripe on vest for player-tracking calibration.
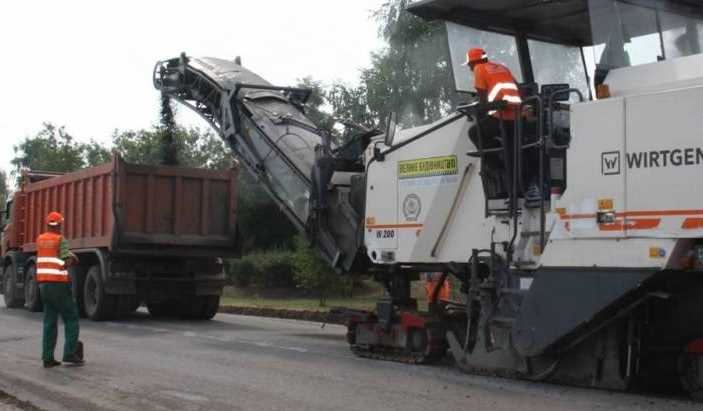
[479,62,522,119]
[36,232,69,283]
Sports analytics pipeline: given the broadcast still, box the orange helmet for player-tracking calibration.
[464,48,487,65]
[46,211,64,227]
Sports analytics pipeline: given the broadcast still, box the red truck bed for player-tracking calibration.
[8,156,239,258]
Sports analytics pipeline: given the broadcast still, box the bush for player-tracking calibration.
[292,235,343,306]
[224,259,256,287]
[225,249,296,288]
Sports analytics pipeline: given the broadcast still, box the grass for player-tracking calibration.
[220,279,437,312]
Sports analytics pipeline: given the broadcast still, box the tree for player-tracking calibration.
[0,169,8,208]
[236,172,297,253]
[326,82,375,130]
[316,1,460,130]
[297,77,335,135]
[12,123,86,177]
[83,141,112,167]
[111,126,231,170]
[358,0,459,127]
[11,123,110,183]
[292,235,341,306]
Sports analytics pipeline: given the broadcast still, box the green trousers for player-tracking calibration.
[40,283,80,362]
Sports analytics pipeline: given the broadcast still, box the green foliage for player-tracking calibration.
[365,0,459,127]
[83,141,112,167]
[237,172,297,253]
[312,0,459,131]
[111,126,231,170]
[225,249,296,288]
[297,77,335,135]
[0,169,8,208]
[11,123,111,183]
[292,235,343,306]
[326,82,375,130]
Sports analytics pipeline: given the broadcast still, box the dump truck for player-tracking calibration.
[0,155,239,320]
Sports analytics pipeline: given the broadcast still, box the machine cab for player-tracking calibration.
[409,0,703,217]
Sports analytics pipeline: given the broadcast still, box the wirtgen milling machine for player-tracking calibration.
[154,0,703,398]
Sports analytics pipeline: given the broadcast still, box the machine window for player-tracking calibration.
[528,40,590,100]
[588,0,703,69]
[660,12,703,59]
[589,0,663,69]
[240,116,311,223]
[445,22,522,93]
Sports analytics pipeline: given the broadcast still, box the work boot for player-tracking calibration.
[43,359,61,368]
[63,354,85,366]
[75,340,84,361]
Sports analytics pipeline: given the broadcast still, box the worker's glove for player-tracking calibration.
[65,252,80,267]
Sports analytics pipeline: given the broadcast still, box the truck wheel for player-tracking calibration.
[70,267,87,318]
[3,264,25,309]
[681,352,703,401]
[181,296,204,319]
[24,265,43,312]
[198,295,220,320]
[129,298,142,313]
[83,265,115,321]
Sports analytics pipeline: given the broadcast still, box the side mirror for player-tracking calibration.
[384,112,398,147]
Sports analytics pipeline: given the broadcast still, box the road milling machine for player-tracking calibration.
[154,0,703,398]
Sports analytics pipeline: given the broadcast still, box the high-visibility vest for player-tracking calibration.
[36,232,69,283]
[425,273,451,303]
[474,61,522,120]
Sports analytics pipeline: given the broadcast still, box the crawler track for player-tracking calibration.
[348,322,447,365]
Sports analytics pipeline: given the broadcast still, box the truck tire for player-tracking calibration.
[681,352,703,401]
[70,266,87,318]
[24,265,43,312]
[196,295,220,320]
[3,264,25,309]
[83,265,115,321]
[180,295,219,320]
[129,298,141,313]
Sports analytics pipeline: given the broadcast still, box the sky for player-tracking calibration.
[0,0,386,175]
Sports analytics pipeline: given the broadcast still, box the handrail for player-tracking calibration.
[458,100,508,219]
[547,88,585,150]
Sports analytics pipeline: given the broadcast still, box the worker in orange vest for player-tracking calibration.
[466,48,540,202]
[424,272,450,304]
[37,211,83,368]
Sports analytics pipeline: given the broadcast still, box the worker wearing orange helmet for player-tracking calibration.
[466,48,541,201]
[37,211,83,368]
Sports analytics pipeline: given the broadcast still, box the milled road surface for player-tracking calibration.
[0,308,699,411]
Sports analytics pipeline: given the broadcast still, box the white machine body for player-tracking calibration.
[364,54,703,272]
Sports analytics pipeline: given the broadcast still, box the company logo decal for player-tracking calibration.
[602,151,621,175]
[402,194,422,222]
[603,148,703,175]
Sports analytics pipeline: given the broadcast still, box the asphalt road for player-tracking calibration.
[0,308,700,411]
